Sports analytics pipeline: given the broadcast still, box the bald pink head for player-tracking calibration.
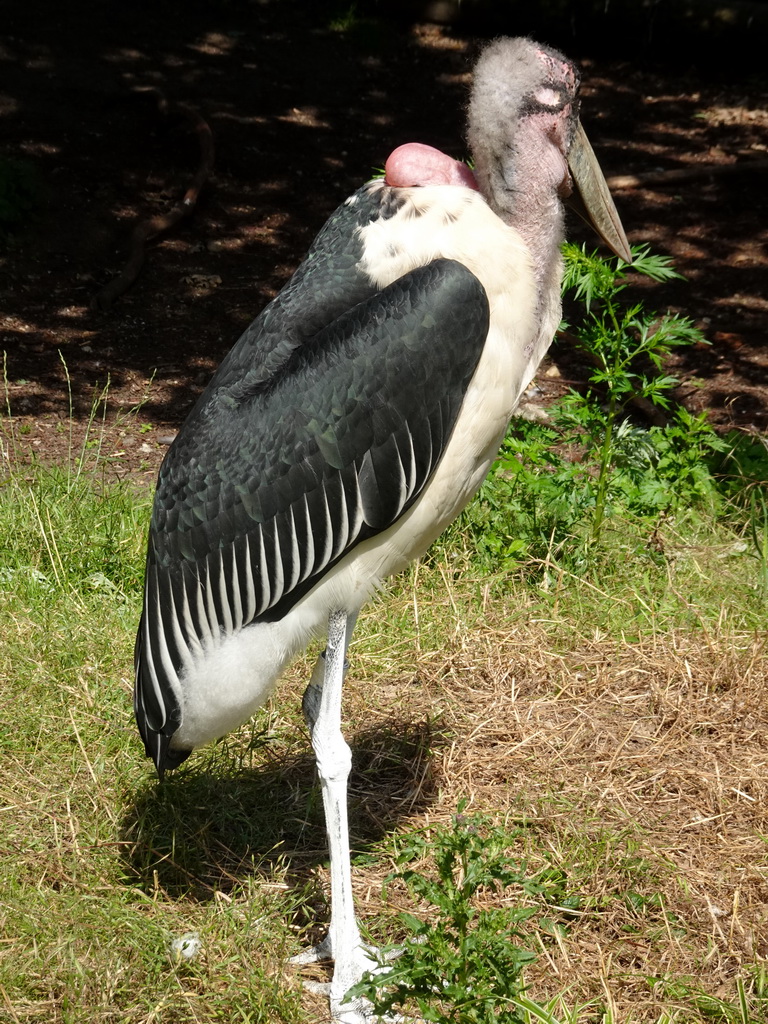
[384,143,479,190]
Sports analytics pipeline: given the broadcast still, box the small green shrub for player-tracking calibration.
[349,804,570,1023]
[559,243,712,542]
[442,244,758,575]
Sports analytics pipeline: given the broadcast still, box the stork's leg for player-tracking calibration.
[305,610,376,1022]
[291,612,358,966]
[301,613,357,741]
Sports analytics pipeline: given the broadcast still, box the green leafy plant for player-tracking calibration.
[440,244,741,576]
[560,243,710,542]
[348,804,570,1023]
[746,487,768,598]
[454,419,591,571]
[713,432,768,597]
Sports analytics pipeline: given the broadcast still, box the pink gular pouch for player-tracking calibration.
[384,142,479,190]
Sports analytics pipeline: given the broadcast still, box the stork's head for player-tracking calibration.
[468,37,630,263]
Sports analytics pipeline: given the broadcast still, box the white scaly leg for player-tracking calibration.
[290,612,399,1022]
[291,611,358,967]
[305,610,376,1022]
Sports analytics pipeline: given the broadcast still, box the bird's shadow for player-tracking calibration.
[120,715,445,918]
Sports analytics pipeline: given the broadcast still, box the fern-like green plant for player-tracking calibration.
[348,804,571,1023]
[560,243,708,542]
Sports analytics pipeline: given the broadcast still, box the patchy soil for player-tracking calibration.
[2,1,767,485]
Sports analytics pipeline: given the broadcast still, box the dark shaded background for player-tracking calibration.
[1,0,766,482]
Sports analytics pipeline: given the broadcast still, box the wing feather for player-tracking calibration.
[296,493,315,585]
[203,558,220,645]
[346,463,364,540]
[283,505,303,594]
[135,242,491,771]
[239,535,258,624]
[268,521,285,608]
[217,548,235,636]
[330,474,350,562]
[178,576,204,660]
[401,422,418,502]
[315,486,335,575]
[190,564,215,650]
[256,526,271,616]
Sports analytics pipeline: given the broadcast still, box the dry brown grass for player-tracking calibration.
[307,581,768,1022]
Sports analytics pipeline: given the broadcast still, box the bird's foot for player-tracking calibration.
[332,998,403,1023]
[291,938,399,1022]
[301,990,390,1022]
[332,994,388,1023]
[287,931,334,965]
[289,932,401,968]
[331,943,400,1023]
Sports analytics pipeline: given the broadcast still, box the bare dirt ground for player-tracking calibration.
[1,0,767,487]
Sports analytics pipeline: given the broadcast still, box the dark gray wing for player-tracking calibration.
[135,255,490,773]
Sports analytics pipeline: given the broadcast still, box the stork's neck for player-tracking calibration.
[473,114,569,306]
[501,191,565,305]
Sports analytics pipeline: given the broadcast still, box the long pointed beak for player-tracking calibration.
[567,122,632,263]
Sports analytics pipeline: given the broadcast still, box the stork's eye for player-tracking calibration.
[535,86,564,109]
[521,86,569,118]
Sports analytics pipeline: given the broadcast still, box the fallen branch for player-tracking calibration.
[92,91,215,311]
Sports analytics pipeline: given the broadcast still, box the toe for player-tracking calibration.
[287,933,333,964]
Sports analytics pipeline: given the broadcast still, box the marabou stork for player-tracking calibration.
[135,37,630,1022]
